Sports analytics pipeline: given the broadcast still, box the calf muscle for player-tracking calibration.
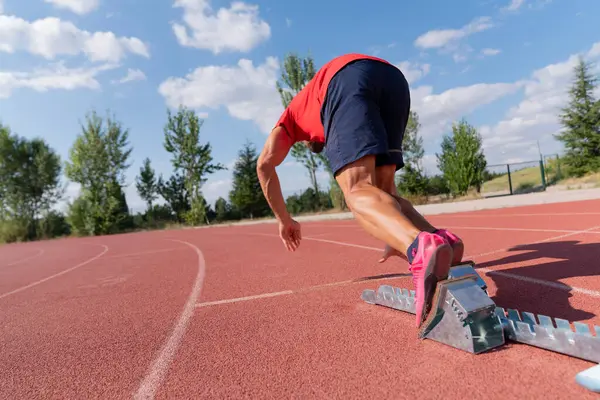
[336,156,421,255]
[374,165,436,234]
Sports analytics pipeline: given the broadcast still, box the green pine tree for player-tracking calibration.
[229,140,271,219]
[554,56,600,176]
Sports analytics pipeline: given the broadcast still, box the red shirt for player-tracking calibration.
[275,53,390,143]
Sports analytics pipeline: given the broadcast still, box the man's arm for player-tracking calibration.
[257,125,294,223]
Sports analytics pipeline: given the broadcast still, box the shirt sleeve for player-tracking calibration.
[275,108,297,142]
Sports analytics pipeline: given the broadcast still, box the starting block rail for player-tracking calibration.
[360,261,600,392]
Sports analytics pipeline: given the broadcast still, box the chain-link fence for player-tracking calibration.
[481,160,547,197]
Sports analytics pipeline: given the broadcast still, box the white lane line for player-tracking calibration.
[1,248,45,267]
[134,239,207,400]
[476,269,600,298]
[431,212,600,218]
[197,290,294,307]
[307,224,600,235]
[236,225,600,299]
[243,232,381,252]
[195,274,411,308]
[0,244,109,300]
[461,224,600,261]
[103,247,186,261]
[446,226,600,234]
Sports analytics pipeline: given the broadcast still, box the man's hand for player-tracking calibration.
[279,218,302,251]
[378,244,407,263]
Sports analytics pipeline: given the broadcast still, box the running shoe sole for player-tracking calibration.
[415,242,453,328]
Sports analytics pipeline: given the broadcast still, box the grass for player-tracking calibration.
[482,163,545,195]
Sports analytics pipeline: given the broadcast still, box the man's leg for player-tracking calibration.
[374,166,465,264]
[335,155,453,327]
[320,59,453,327]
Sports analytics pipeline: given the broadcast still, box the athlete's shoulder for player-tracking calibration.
[322,53,391,68]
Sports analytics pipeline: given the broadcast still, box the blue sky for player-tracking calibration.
[1,0,599,212]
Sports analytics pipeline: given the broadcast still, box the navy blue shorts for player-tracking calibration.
[321,59,411,175]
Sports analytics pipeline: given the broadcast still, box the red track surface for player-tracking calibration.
[2,199,600,399]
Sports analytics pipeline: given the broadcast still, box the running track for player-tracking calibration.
[1,199,600,399]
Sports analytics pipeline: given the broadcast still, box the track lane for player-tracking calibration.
[0,238,197,399]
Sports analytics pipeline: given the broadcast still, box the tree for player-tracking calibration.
[403,111,425,171]
[397,111,428,196]
[64,110,133,235]
[0,123,64,241]
[163,106,225,224]
[555,57,600,176]
[229,140,271,219]
[157,173,189,223]
[276,52,325,208]
[214,197,231,222]
[436,119,487,196]
[136,157,158,211]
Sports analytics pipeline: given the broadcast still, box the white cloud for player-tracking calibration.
[414,17,493,63]
[158,56,282,134]
[0,15,150,62]
[112,68,146,84]
[478,41,600,164]
[503,0,525,11]
[481,48,501,56]
[502,0,553,12]
[589,42,600,58]
[44,0,100,15]
[171,0,271,54]
[414,16,494,51]
[395,61,430,85]
[411,81,525,139]
[203,178,232,205]
[0,62,118,98]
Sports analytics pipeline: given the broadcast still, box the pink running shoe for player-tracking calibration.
[408,232,453,328]
[435,228,464,265]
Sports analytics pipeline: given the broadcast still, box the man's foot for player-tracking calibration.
[434,228,464,265]
[407,231,453,328]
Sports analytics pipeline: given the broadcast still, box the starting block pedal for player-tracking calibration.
[361,262,505,355]
[447,260,487,294]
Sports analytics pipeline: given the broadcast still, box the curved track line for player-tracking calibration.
[0,244,109,300]
[134,239,206,400]
[2,248,45,268]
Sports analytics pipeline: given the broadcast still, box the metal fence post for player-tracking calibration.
[507,164,513,195]
[539,160,547,189]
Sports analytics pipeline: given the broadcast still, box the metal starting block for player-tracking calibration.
[360,260,600,393]
[361,263,503,354]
